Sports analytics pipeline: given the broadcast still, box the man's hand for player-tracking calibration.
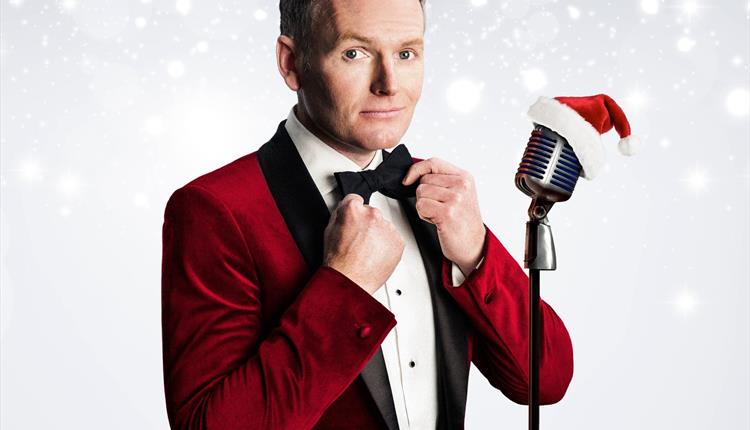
[401,157,486,276]
[323,193,406,295]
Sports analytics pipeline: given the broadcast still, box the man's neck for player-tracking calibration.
[293,104,376,169]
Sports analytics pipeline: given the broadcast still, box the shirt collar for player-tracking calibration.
[284,105,384,196]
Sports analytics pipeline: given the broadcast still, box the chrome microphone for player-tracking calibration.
[515,123,582,430]
[515,123,583,204]
[517,94,638,430]
[514,123,584,272]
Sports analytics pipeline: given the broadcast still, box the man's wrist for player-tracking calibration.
[455,225,487,275]
[457,255,484,277]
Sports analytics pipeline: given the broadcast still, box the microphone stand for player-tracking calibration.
[524,198,557,430]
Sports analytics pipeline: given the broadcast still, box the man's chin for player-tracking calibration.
[354,128,405,150]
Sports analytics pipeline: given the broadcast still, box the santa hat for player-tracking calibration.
[526,93,639,180]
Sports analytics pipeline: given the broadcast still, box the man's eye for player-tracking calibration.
[399,51,413,60]
[343,49,364,60]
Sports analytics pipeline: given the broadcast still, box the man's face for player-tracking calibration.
[297,0,424,153]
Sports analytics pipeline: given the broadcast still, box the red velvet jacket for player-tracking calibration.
[161,120,574,430]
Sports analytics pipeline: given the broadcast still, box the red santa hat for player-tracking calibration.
[526,93,639,180]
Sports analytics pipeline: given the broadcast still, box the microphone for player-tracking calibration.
[517,94,638,430]
[514,123,583,272]
[515,123,583,205]
[515,122,582,430]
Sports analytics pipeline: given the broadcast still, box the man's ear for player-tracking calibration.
[276,35,301,91]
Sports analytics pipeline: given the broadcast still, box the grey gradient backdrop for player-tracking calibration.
[1,0,749,429]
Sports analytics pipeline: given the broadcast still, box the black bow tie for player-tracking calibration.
[333,144,418,205]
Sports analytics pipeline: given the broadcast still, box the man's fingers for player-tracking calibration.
[331,193,363,224]
[416,182,454,203]
[418,173,467,189]
[414,196,443,224]
[402,157,463,186]
[340,193,364,206]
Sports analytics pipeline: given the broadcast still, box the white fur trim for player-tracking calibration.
[527,96,604,180]
[618,135,639,156]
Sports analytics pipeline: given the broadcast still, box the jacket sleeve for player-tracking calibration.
[440,223,574,405]
[161,184,396,430]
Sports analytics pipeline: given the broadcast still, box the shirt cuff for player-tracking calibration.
[450,256,485,287]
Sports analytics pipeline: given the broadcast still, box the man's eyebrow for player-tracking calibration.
[335,33,424,47]
[400,37,425,47]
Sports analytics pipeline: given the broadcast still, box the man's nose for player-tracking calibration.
[371,56,399,96]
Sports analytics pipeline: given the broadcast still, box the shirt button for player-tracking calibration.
[358,325,371,339]
[409,360,416,368]
[396,289,402,296]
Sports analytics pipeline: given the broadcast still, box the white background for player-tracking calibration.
[1,0,748,429]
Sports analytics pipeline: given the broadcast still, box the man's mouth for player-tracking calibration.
[360,107,404,119]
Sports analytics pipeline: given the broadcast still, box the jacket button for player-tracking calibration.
[484,290,494,304]
[358,325,371,339]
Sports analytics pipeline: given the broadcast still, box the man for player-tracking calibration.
[160,0,574,429]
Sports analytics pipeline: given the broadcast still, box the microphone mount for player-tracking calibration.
[525,198,557,271]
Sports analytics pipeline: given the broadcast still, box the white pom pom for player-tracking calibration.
[618,135,640,155]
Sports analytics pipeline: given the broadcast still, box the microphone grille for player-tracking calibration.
[515,124,582,202]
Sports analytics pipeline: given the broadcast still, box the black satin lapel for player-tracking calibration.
[360,348,400,430]
[257,121,399,430]
[257,120,331,272]
[397,195,471,430]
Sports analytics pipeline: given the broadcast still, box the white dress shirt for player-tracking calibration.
[284,105,476,430]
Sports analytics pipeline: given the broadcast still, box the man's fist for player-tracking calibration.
[323,194,405,295]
